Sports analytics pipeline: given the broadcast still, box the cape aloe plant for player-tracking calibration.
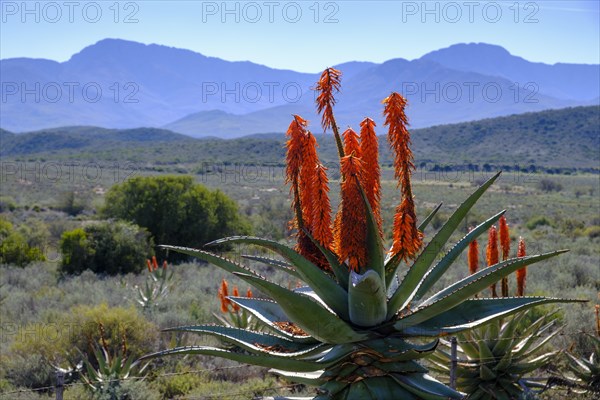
[140,68,583,399]
[563,306,600,394]
[430,234,564,399]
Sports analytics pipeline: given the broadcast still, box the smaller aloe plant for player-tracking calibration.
[213,278,261,331]
[563,305,600,395]
[135,256,173,310]
[80,324,147,397]
[430,229,565,399]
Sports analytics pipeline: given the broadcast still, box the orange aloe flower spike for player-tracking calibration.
[152,256,158,270]
[314,67,344,157]
[299,132,319,230]
[334,154,367,272]
[146,259,152,273]
[499,215,510,296]
[246,288,253,298]
[486,226,499,297]
[384,92,422,262]
[342,127,361,158]
[359,117,382,233]
[467,228,479,275]
[231,286,240,312]
[162,260,167,270]
[311,163,333,249]
[516,237,527,297]
[218,279,230,313]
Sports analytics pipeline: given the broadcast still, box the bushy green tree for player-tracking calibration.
[59,221,153,275]
[0,217,45,267]
[102,176,251,260]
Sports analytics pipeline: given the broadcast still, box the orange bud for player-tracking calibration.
[152,256,158,271]
[516,237,527,297]
[486,226,499,297]
[231,286,240,312]
[218,279,230,314]
[162,260,167,270]
[146,259,152,273]
[467,229,479,275]
[246,288,253,298]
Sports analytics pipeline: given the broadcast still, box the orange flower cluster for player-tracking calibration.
[285,115,332,269]
[516,237,527,297]
[499,215,510,296]
[486,226,499,297]
[283,69,424,273]
[315,67,341,133]
[467,228,479,275]
[218,278,252,314]
[383,93,422,262]
[359,118,382,233]
[334,154,367,271]
[146,256,167,272]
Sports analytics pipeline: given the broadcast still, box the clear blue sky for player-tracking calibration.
[1,0,598,71]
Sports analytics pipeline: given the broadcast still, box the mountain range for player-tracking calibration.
[1,39,598,137]
[2,106,598,170]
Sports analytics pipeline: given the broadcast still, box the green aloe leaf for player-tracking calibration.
[138,346,322,372]
[357,184,385,279]
[413,210,506,303]
[392,373,464,399]
[241,255,301,279]
[234,273,368,344]
[160,245,259,277]
[302,228,349,289]
[395,251,568,328]
[348,270,387,327]
[387,172,502,319]
[229,297,318,343]
[207,236,349,320]
[163,324,325,357]
[402,297,581,336]
[269,369,326,386]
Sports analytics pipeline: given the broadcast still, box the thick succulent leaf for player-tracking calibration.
[363,377,419,400]
[514,328,562,363]
[208,236,349,320]
[401,297,580,336]
[511,351,560,373]
[229,297,318,343]
[160,245,259,276]
[392,373,464,399]
[491,312,526,356]
[241,255,300,278]
[348,270,387,327]
[301,228,349,289]
[358,184,385,279]
[412,210,506,303]
[163,324,325,357]
[396,251,568,328]
[387,172,502,318]
[138,346,322,372]
[234,273,368,344]
[269,369,325,386]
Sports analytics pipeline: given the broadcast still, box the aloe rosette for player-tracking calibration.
[140,68,583,400]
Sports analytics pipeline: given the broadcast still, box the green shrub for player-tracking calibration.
[7,304,158,389]
[59,221,153,275]
[583,225,600,239]
[102,175,251,261]
[538,178,563,192]
[526,215,555,230]
[0,217,45,267]
[0,196,17,212]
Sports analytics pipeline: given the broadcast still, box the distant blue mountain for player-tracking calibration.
[1,39,597,136]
